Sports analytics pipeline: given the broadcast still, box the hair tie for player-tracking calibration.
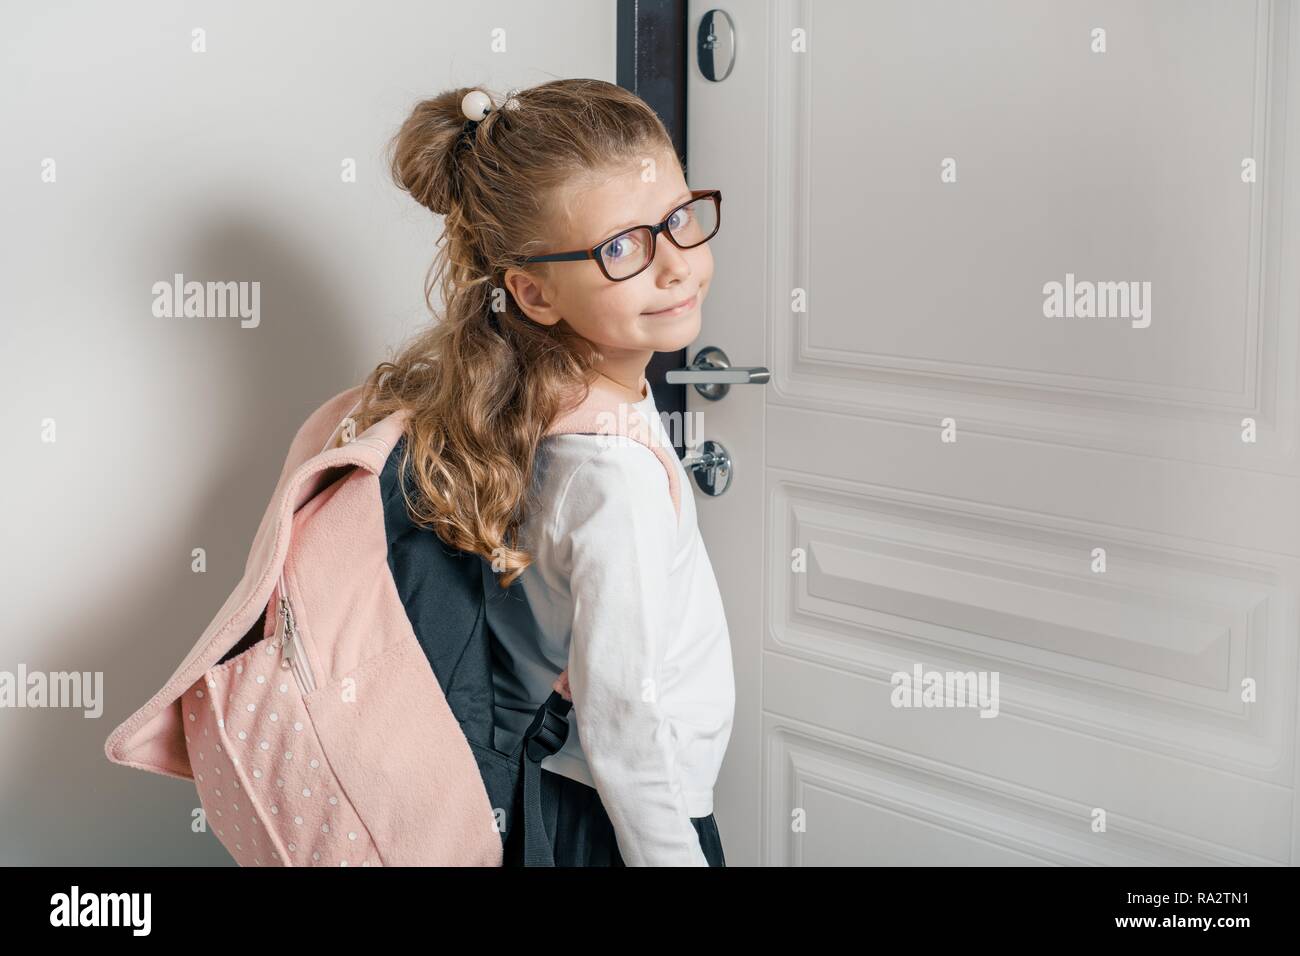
[459,88,522,141]
[460,89,493,138]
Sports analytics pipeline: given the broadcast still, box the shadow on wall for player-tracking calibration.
[1,208,373,864]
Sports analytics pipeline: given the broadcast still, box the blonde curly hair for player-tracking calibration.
[350,78,678,587]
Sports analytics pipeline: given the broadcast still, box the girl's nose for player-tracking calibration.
[655,237,692,282]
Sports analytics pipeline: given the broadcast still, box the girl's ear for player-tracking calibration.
[504,266,563,327]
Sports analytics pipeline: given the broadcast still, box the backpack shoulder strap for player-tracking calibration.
[543,375,681,521]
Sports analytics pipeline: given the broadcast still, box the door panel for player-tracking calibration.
[690,0,1300,865]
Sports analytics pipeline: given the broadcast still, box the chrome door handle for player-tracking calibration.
[665,346,769,400]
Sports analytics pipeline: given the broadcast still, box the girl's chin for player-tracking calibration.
[643,311,701,349]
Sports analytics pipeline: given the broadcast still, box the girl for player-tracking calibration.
[349,79,734,866]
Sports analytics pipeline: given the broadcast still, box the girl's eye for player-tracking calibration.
[606,233,643,261]
[668,207,692,231]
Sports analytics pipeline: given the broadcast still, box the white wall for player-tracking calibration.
[0,0,615,864]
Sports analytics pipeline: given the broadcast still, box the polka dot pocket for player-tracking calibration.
[181,573,379,867]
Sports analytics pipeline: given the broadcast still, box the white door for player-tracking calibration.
[688,0,1300,865]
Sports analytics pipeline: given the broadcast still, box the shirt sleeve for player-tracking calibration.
[551,441,709,866]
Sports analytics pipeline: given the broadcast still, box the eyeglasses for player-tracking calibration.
[521,189,721,282]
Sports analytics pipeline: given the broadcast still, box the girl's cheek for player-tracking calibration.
[681,245,713,290]
[608,290,641,320]
[608,278,652,315]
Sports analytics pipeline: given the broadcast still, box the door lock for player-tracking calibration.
[682,440,733,496]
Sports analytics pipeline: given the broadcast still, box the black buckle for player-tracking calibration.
[523,692,572,762]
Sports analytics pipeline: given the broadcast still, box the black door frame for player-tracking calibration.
[617,0,690,453]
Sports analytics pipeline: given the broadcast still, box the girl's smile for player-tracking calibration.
[642,290,698,316]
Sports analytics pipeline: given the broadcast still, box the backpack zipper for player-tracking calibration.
[276,571,317,695]
[263,410,371,698]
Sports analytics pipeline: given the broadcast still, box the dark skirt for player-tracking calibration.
[504,768,726,867]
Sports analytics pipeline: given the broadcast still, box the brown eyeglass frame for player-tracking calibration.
[520,189,722,282]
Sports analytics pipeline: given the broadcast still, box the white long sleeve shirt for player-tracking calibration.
[486,386,736,866]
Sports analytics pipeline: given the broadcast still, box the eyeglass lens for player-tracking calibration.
[600,195,719,280]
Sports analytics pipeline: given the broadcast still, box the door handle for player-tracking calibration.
[665,346,770,400]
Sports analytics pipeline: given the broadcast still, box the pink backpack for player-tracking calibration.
[103,376,681,866]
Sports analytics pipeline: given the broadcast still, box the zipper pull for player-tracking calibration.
[279,596,297,664]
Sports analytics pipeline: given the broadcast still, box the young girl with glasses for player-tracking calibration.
[347,79,733,866]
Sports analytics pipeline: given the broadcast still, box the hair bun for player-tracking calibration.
[388,87,503,217]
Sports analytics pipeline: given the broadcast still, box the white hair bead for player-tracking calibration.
[460,90,493,122]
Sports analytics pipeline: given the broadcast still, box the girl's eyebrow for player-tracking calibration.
[597,191,693,241]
